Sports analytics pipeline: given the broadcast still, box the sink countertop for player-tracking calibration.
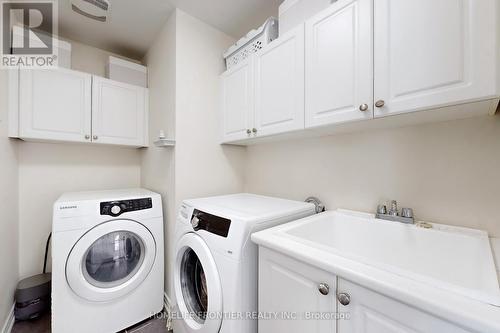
[252,211,500,333]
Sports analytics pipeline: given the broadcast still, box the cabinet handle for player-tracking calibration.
[252,128,257,134]
[246,129,251,135]
[375,100,385,108]
[318,283,330,295]
[84,135,90,140]
[337,292,351,306]
[359,104,369,112]
[93,135,98,140]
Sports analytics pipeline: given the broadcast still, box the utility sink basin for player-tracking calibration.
[266,210,500,306]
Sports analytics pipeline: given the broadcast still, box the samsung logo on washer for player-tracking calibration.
[59,205,77,210]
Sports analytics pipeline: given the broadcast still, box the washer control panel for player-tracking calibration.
[100,197,152,217]
[191,209,231,237]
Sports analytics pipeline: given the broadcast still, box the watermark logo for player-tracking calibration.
[1,0,58,68]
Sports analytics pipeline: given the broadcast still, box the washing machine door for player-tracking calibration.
[66,219,156,302]
[174,233,223,333]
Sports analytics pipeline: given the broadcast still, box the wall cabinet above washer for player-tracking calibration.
[305,0,373,127]
[220,26,305,143]
[18,68,92,144]
[10,68,149,147]
[220,0,500,145]
[92,76,148,147]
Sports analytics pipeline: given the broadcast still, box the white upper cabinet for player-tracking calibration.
[92,76,148,147]
[14,68,149,147]
[305,0,373,128]
[220,59,254,142]
[373,0,499,117]
[254,25,305,137]
[19,68,92,143]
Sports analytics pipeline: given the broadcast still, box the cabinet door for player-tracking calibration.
[374,0,498,117]
[254,25,305,137]
[92,76,148,147]
[305,0,373,128]
[19,68,92,143]
[337,278,474,333]
[220,59,254,143]
[259,248,337,333]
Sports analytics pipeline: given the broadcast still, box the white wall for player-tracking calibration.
[0,70,19,328]
[141,11,177,294]
[142,9,246,297]
[17,41,143,278]
[174,9,246,210]
[69,39,142,77]
[245,115,500,237]
[171,11,246,297]
[18,143,142,278]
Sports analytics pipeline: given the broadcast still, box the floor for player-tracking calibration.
[11,311,171,333]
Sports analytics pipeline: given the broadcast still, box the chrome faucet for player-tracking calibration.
[375,200,414,224]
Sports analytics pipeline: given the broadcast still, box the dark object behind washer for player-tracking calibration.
[14,273,51,320]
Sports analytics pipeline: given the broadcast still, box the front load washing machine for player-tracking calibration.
[172,193,316,333]
[52,189,164,333]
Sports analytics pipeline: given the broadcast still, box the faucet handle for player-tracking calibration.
[401,208,414,218]
[388,200,398,216]
[377,205,387,214]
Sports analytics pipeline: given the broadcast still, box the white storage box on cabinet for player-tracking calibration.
[19,68,92,143]
[279,0,334,35]
[305,0,373,128]
[106,56,148,88]
[220,58,254,142]
[223,18,279,70]
[373,0,499,117]
[92,76,148,147]
[254,25,305,137]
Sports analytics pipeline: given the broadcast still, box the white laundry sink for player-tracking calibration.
[265,210,500,306]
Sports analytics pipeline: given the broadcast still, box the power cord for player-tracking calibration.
[43,232,52,274]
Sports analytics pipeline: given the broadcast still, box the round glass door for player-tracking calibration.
[180,248,208,323]
[174,233,222,333]
[83,231,145,288]
[66,220,156,302]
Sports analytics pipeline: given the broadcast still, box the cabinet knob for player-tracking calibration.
[93,135,98,140]
[318,283,330,296]
[359,104,369,112]
[246,129,252,135]
[337,292,351,306]
[84,135,90,140]
[375,100,385,108]
[252,128,257,134]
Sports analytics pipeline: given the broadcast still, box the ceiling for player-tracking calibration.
[55,0,281,60]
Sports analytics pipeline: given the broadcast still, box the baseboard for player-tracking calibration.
[164,292,172,331]
[1,304,14,333]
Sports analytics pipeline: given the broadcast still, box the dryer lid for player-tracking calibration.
[183,193,315,224]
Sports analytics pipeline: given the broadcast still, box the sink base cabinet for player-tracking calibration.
[338,279,474,333]
[258,247,476,333]
[258,247,337,333]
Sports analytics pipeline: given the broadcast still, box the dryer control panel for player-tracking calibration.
[191,209,231,237]
[100,198,152,217]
